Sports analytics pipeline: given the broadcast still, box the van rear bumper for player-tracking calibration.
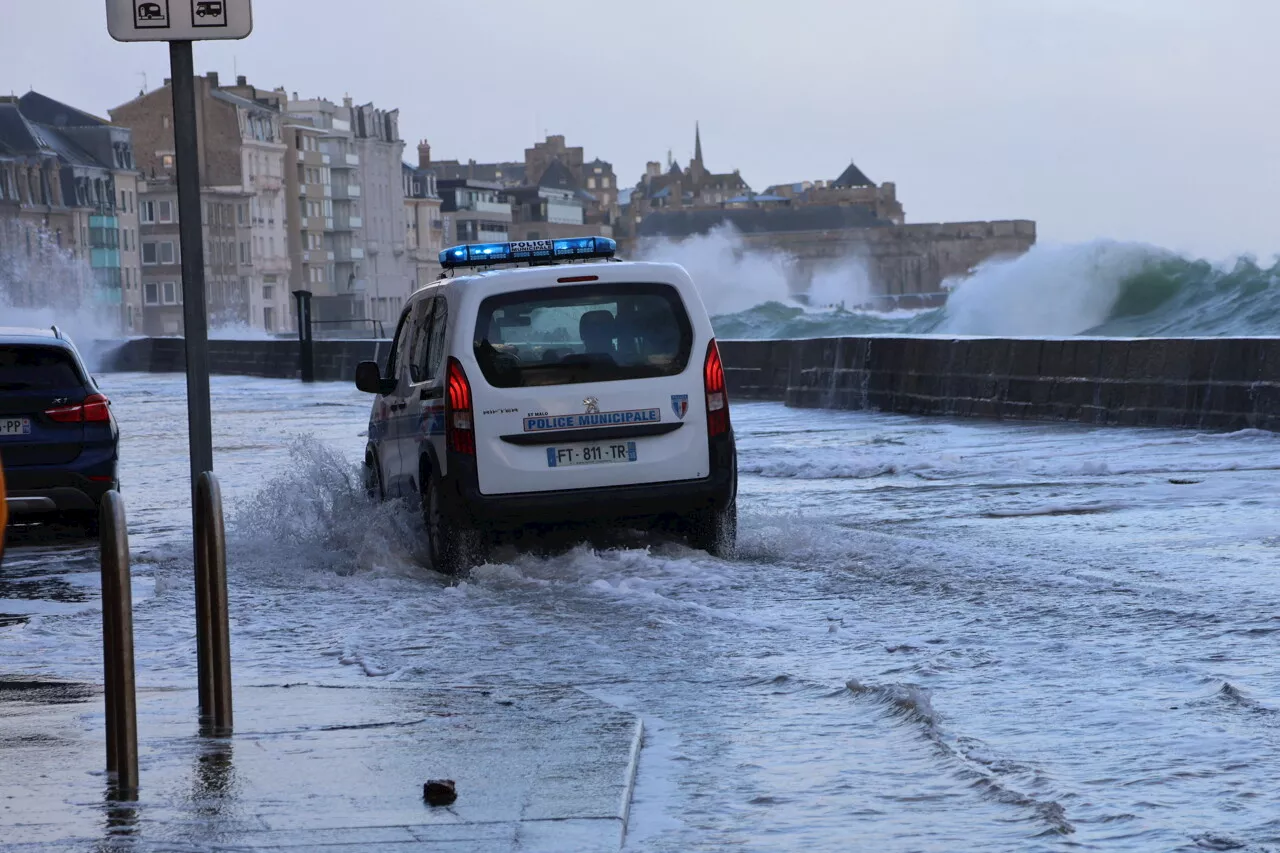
[445,434,736,528]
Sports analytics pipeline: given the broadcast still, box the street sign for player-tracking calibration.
[106,0,251,41]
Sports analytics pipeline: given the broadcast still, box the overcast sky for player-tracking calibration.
[3,0,1277,260]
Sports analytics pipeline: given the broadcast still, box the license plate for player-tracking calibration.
[546,441,637,467]
[0,418,31,437]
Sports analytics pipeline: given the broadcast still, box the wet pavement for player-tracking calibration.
[4,372,1280,851]
[0,679,640,851]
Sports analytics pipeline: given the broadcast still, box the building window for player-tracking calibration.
[240,241,249,264]
[587,177,596,189]
[159,241,175,264]
[158,200,174,223]
[162,116,170,129]
[237,204,246,225]
[162,154,174,169]
[143,282,159,304]
[162,281,177,304]
[139,200,155,223]
[141,242,157,265]
[263,284,273,300]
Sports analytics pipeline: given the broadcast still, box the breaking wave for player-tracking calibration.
[659,229,1280,339]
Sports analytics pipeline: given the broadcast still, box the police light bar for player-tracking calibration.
[439,236,616,269]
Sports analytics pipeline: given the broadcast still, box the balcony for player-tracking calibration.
[345,153,359,166]
[325,217,334,230]
[334,247,365,262]
[299,186,307,197]
[322,185,332,198]
[322,154,330,165]
[332,184,361,199]
[349,216,362,228]
[251,174,282,192]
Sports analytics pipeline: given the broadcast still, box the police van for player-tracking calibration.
[355,236,737,574]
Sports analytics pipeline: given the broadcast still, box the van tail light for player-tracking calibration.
[703,339,730,437]
[45,393,111,424]
[446,357,476,455]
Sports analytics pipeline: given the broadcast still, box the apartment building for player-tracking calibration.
[402,143,443,289]
[283,95,411,329]
[1,94,142,333]
[111,72,292,334]
[347,100,408,326]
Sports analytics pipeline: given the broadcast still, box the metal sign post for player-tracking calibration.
[106,0,252,501]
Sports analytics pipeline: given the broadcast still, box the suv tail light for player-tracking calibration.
[703,339,730,436]
[446,357,476,455]
[46,393,111,424]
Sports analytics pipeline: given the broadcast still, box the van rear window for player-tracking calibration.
[473,283,693,388]
[0,346,84,391]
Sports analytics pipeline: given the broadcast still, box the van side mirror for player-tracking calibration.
[355,361,395,395]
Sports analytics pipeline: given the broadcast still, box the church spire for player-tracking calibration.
[694,121,703,165]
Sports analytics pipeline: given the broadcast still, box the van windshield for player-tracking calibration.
[473,282,693,388]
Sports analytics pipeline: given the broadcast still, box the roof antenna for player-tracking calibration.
[138,71,148,95]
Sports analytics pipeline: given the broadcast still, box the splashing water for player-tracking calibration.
[0,221,123,363]
[642,226,1280,338]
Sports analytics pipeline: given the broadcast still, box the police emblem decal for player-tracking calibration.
[583,397,600,414]
[671,394,689,419]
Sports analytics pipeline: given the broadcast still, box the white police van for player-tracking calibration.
[355,236,737,574]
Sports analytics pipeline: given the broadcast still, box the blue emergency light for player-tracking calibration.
[438,236,616,269]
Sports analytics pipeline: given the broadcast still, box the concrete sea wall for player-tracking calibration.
[722,336,1280,432]
[103,336,1280,432]
[102,337,391,382]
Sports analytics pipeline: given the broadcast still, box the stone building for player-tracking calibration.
[626,133,1035,302]
[110,72,292,334]
[624,124,751,228]
[431,134,618,234]
[438,178,511,245]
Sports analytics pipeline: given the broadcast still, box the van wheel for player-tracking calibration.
[688,500,737,558]
[423,474,483,575]
[364,455,383,502]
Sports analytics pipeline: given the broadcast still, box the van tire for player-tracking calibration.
[688,500,737,558]
[364,454,383,502]
[423,474,483,575]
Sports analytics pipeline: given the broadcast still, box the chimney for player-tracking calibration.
[343,95,353,110]
[236,75,247,86]
[207,71,219,88]
[163,77,171,87]
[417,139,431,170]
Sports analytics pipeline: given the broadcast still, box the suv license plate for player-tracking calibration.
[0,418,32,437]
[546,441,637,467]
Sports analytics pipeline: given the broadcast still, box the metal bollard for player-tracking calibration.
[195,471,233,734]
[99,490,138,797]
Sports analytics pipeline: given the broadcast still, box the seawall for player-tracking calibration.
[102,336,1280,432]
[721,337,1280,432]
[101,337,391,382]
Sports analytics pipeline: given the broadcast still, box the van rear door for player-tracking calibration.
[468,281,708,496]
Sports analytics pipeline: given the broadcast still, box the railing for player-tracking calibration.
[308,318,386,339]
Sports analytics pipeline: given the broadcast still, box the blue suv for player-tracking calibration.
[0,327,119,535]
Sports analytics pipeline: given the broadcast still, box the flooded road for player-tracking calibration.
[3,372,1280,852]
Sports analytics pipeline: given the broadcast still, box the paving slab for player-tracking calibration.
[0,679,641,852]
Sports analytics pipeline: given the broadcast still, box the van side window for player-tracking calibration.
[386,307,413,378]
[407,299,435,384]
[426,299,448,379]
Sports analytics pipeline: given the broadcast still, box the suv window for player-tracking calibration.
[473,283,692,388]
[0,345,85,391]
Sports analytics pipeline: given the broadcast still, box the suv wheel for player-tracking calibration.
[423,474,483,575]
[688,500,737,558]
